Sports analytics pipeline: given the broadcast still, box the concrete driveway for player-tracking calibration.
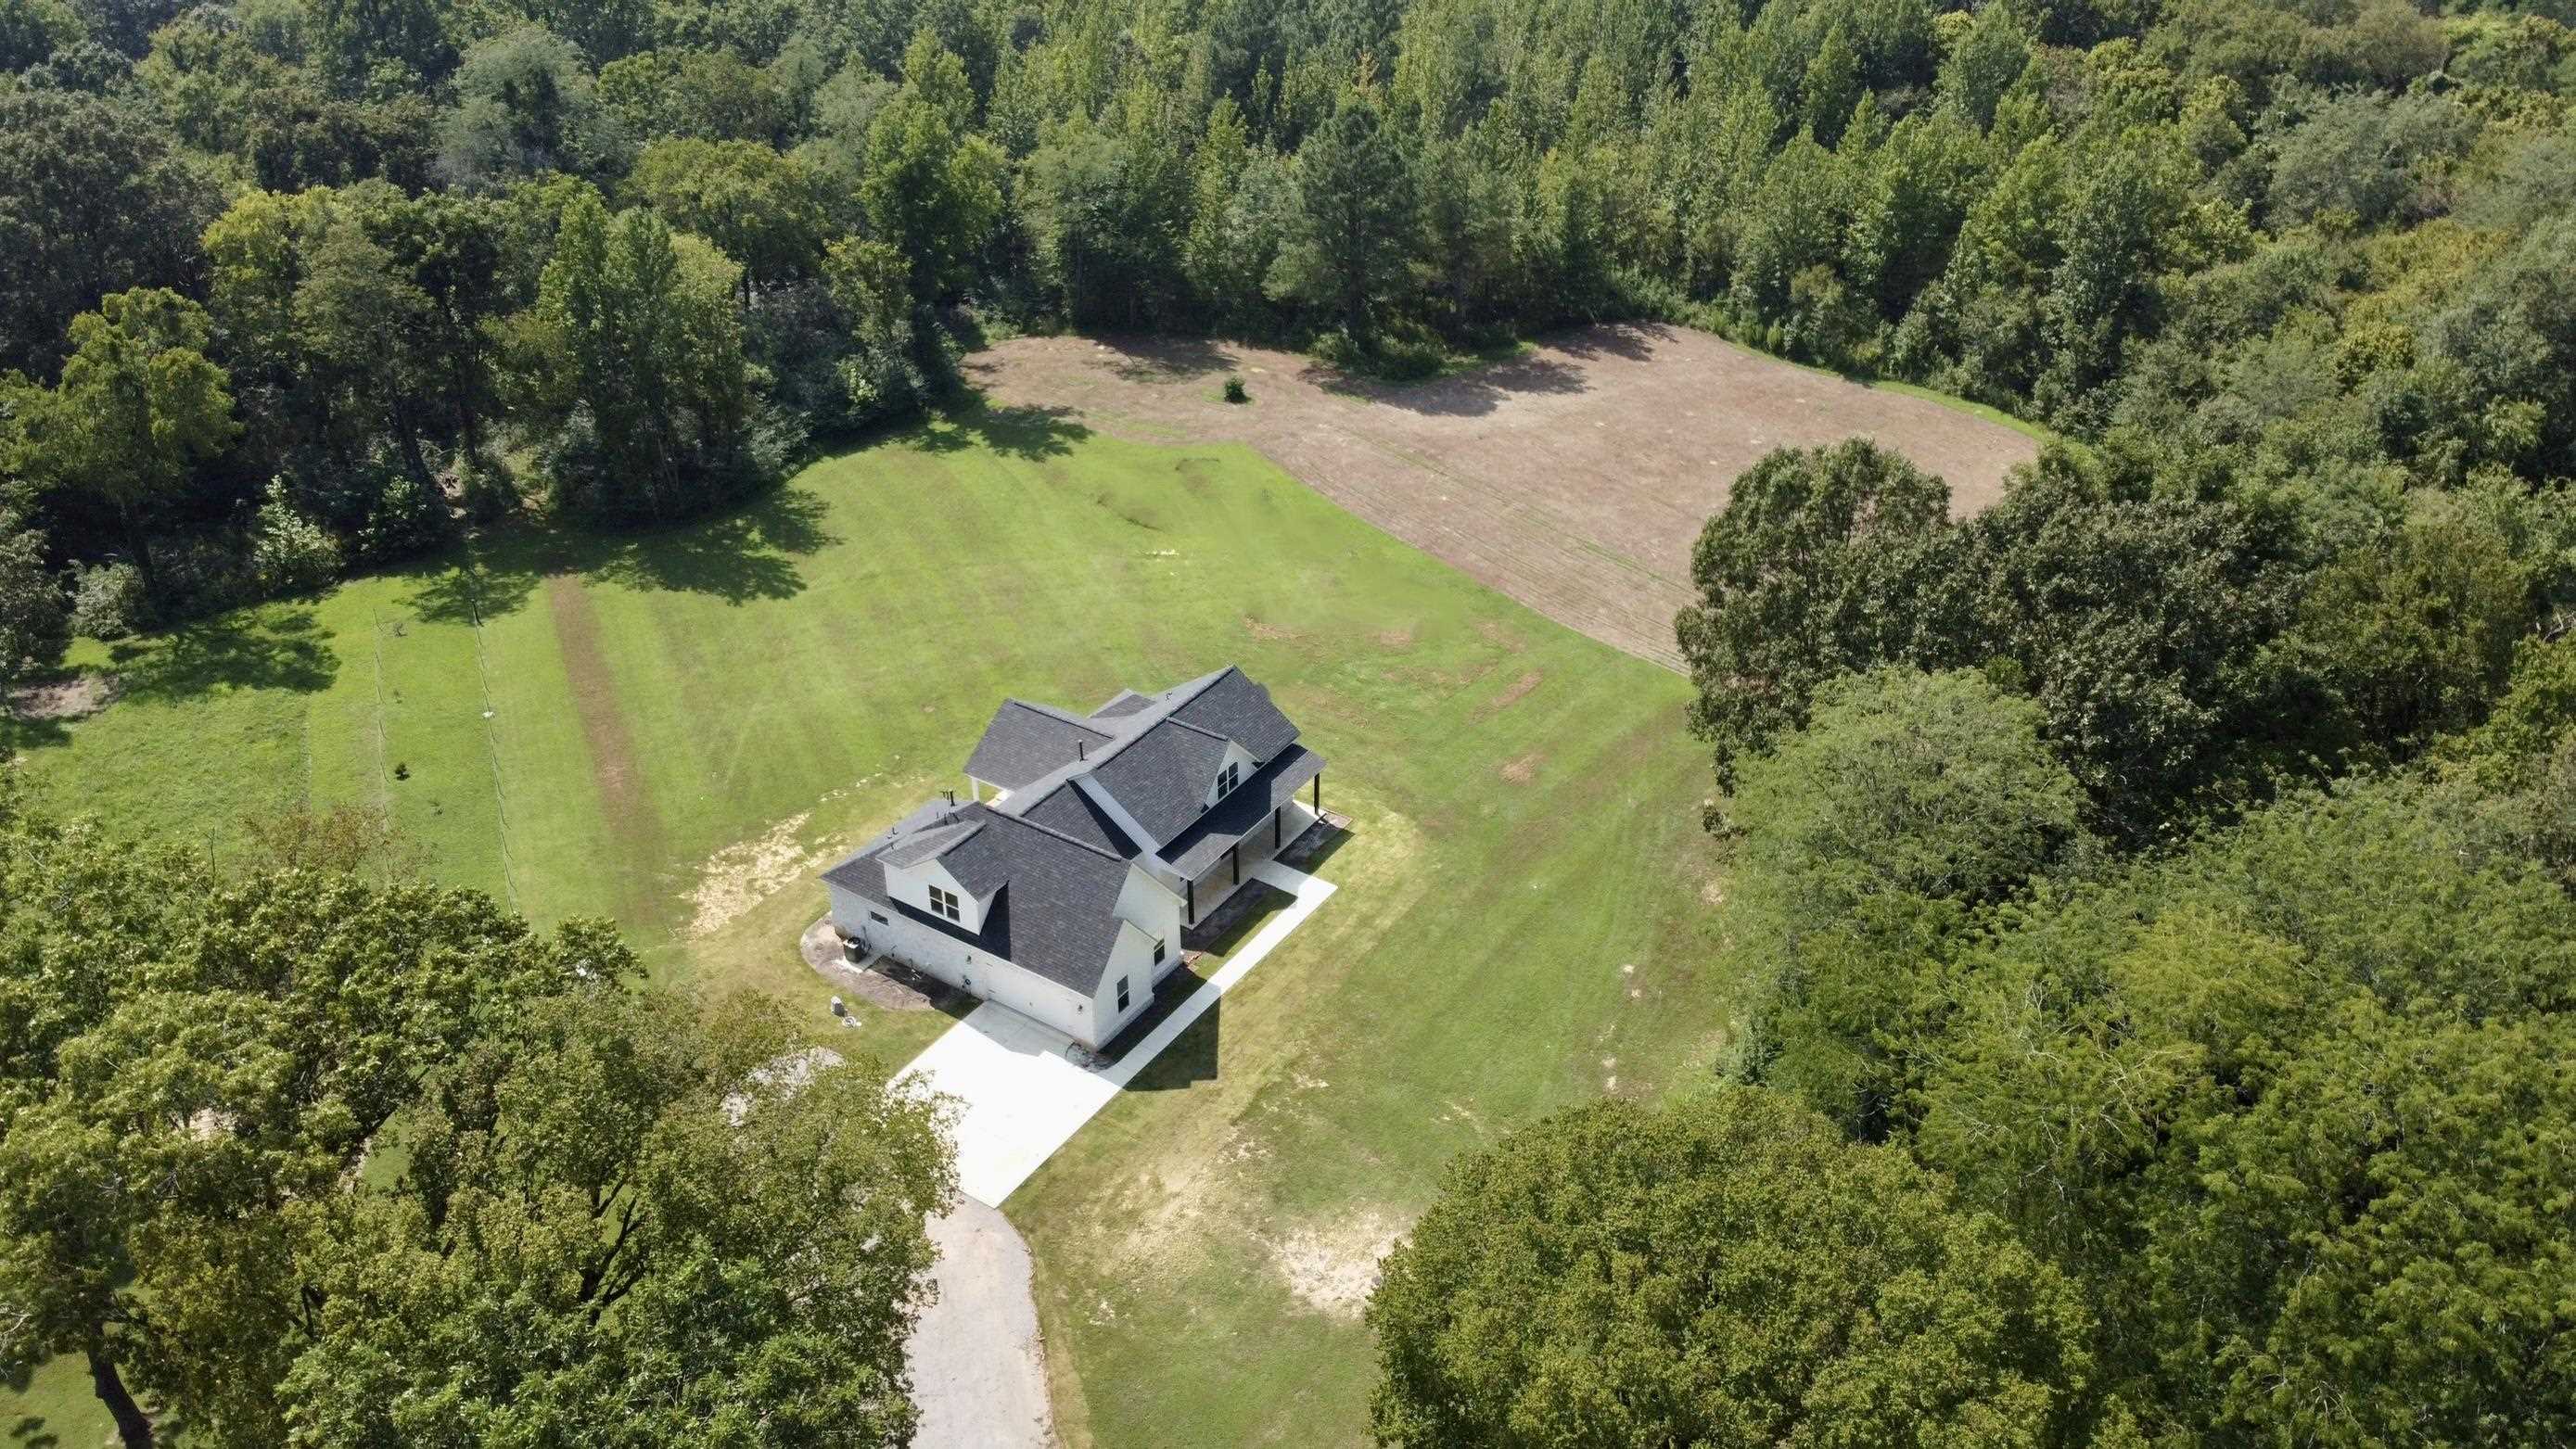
[894,858,1337,1206]
[897,859,1336,1447]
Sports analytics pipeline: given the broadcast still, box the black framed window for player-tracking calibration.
[1116,975,1131,1010]
[928,885,962,922]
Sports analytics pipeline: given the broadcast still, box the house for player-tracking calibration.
[820,666,1326,1051]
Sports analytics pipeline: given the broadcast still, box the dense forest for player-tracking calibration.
[3,0,2574,1442]
[0,0,2570,661]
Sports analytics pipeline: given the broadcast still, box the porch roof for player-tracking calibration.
[1161,744,1324,878]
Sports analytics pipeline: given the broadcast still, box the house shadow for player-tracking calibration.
[1108,963,1221,1092]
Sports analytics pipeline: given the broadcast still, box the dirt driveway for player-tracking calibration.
[964,324,2038,671]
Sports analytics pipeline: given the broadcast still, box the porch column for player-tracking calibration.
[1186,875,1195,924]
[1312,770,1321,814]
[1273,806,1282,849]
[1231,843,1240,885]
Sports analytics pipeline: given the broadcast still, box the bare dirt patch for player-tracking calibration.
[1477,669,1543,720]
[799,915,952,1011]
[686,811,818,938]
[7,672,121,721]
[544,576,666,914]
[1499,750,1543,784]
[965,324,2039,672]
[1374,625,1415,648]
[1242,614,1299,642]
[1270,1211,1410,1320]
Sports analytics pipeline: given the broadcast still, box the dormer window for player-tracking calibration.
[1216,761,1241,797]
[928,884,963,922]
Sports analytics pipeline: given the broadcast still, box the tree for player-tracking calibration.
[1733,667,2083,914]
[510,190,758,519]
[1369,1089,2107,1448]
[275,989,951,1447]
[1267,95,1418,347]
[2292,504,2532,754]
[1940,447,2302,835]
[1917,772,2576,1441]
[1677,439,1955,790]
[821,235,925,423]
[0,506,66,682]
[1725,667,2081,1135]
[858,32,1004,304]
[28,289,236,592]
[629,137,824,304]
[0,805,613,1446]
[436,25,625,191]
[0,89,218,374]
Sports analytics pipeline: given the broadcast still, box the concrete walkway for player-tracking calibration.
[894,858,1338,1206]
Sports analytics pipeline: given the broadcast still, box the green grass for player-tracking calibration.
[5,400,1735,1446]
[6,1354,116,1447]
[1864,376,2060,445]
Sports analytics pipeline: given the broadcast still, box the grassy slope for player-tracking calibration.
[5,403,1731,1447]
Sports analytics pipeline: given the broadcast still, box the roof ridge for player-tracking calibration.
[986,803,1128,863]
[1077,665,1240,774]
[1003,697,1113,735]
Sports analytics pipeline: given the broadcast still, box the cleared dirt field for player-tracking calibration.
[965,323,2039,671]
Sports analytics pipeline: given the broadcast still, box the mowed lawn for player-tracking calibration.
[5,403,1733,1446]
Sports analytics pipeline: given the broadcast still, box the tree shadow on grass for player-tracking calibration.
[106,604,338,702]
[6,1410,62,1447]
[403,484,840,626]
[916,401,1090,462]
[587,485,837,603]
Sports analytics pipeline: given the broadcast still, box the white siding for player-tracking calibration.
[1204,742,1260,809]
[882,856,987,932]
[825,883,1104,1048]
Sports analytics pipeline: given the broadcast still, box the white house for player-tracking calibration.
[820,666,1325,1050]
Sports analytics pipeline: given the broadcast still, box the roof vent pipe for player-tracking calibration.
[1078,738,1088,760]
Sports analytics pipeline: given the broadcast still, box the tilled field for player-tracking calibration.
[964,324,2039,671]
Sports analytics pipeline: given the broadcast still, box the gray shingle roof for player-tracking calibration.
[966,701,1112,792]
[1162,744,1325,877]
[819,802,1137,994]
[824,666,1321,996]
[1169,669,1300,760]
[1085,720,1234,845]
[1014,781,1141,858]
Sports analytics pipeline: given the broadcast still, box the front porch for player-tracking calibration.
[1181,799,1351,953]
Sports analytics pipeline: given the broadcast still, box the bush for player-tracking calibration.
[68,561,148,641]
[253,480,344,596]
[0,514,67,681]
[351,473,455,566]
[1223,374,1249,403]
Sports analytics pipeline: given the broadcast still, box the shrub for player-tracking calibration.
[1223,374,1249,403]
[253,479,344,596]
[68,561,148,640]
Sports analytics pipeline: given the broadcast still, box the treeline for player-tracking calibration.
[5,0,2575,666]
[0,794,952,1447]
[1374,534,2576,1443]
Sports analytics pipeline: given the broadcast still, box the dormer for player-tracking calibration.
[881,849,993,933]
[1203,738,1260,811]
